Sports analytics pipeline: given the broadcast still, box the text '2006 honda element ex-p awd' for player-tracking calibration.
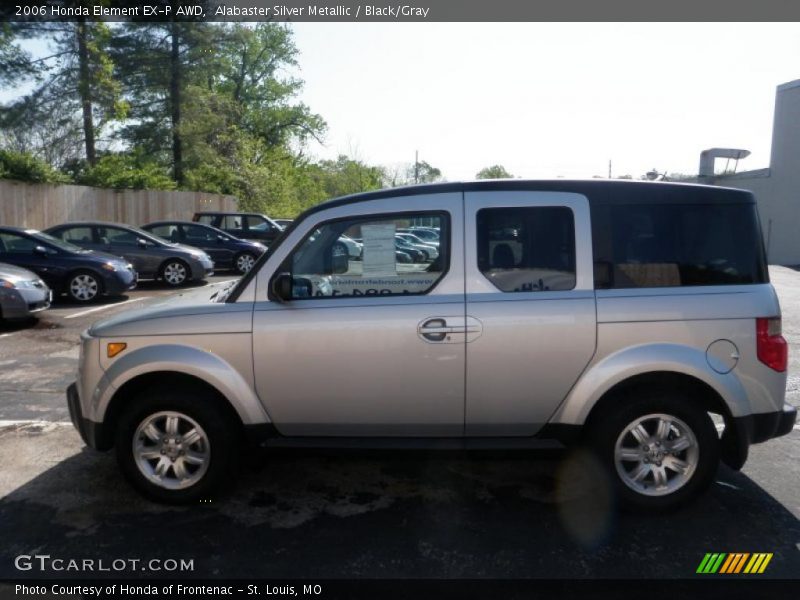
[67,180,796,509]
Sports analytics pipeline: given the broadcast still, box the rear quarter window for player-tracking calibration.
[592,203,767,289]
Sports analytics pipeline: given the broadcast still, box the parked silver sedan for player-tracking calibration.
[0,262,51,321]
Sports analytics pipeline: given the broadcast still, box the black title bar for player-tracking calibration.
[3,0,800,22]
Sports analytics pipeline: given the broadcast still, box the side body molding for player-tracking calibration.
[95,344,270,425]
[550,343,750,425]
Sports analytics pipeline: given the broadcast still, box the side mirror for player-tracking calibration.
[271,272,293,302]
[137,238,148,248]
[33,245,49,257]
[330,242,349,274]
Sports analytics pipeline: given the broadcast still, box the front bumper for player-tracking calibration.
[103,268,138,296]
[188,259,214,280]
[67,383,109,450]
[0,286,51,319]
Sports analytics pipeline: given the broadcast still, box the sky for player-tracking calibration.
[6,23,800,180]
[287,22,800,180]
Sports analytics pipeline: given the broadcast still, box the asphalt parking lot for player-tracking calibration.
[0,270,798,580]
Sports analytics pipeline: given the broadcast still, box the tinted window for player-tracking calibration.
[591,203,768,289]
[59,227,94,244]
[283,213,448,299]
[477,207,576,292]
[184,225,219,243]
[0,232,37,254]
[101,227,139,246]
[245,215,271,232]
[147,224,180,242]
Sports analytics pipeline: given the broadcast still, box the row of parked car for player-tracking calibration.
[0,211,282,321]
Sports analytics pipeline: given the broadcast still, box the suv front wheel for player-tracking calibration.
[115,390,239,503]
[590,390,720,512]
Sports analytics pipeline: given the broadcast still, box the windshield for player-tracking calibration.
[27,230,85,253]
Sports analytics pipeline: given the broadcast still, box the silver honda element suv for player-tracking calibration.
[67,180,796,509]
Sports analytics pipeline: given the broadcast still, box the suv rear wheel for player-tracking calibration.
[115,390,239,503]
[590,390,720,511]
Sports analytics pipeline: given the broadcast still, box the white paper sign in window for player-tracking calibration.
[361,223,397,277]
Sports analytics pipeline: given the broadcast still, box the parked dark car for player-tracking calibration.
[0,262,51,320]
[142,221,266,274]
[0,226,136,303]
[192,211,283,245]
[45,222,214,287]
[395,239,427,263]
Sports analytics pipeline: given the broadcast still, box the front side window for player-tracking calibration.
[245,215,275,233]
[281,213,448,299]
[184,225,218,243]
[102,227,139,246]
[477,207,576,292]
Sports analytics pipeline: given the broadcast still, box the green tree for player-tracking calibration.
[1,17,126,167]
[476,164,513,179]
[75,151,175,190]
[0,149,70,183]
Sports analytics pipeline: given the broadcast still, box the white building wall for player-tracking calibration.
[710,79,800,265]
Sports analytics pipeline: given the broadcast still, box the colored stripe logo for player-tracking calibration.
[697,553,773,574]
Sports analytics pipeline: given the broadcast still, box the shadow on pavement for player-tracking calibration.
[1,440,798,580]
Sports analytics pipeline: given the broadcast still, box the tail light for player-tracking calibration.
[756,317,788,372]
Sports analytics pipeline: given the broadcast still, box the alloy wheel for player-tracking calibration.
[614,413,699,497]
[163,262,187,285]
[133,411,210,490]
[236,253,256,273]
[69,274,99,301]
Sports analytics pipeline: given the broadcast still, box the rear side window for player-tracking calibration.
[477,207,576,292]
[59,227,94,244]
[222,215,243,230]
[148,224,179,242]
[196,215,215,226]
[592,203,767,289]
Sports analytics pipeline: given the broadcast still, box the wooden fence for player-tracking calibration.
[0,179,238,230]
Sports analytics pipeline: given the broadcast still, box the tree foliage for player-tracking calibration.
[476,164,513,179]
[0,149,70,183]
[0,22,446,216]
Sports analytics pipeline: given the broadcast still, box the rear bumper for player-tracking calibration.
[67,383,110,450]
[743,404,797,443]
[722,404,797,470]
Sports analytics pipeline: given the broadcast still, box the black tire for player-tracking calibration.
[160,259,190,287]
[233,252,257,275]
[115,390,240,504]
[588,388,720,512]
[67,270,103,303]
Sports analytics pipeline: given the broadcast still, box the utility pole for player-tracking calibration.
[414,150,419,184]
[608,159,612,179]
